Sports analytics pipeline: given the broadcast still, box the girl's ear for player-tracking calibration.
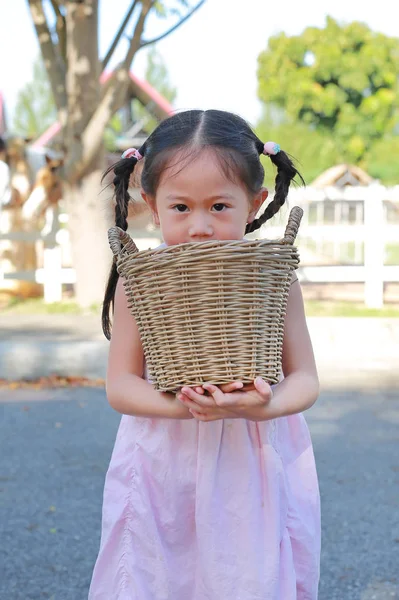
[247,187,268,223]
[141,190,160,226]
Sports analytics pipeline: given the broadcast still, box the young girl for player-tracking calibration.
[89,110,320,600]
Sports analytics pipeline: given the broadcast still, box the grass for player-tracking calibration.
[1,295,398,318]
[0,296,101,315]
[304,300,399,318]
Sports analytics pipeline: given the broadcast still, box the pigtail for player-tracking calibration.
[101,153,142,340]
[245,147,304,235]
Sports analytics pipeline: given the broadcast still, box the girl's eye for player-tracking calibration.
[212,203,227,212]
[173,204,189,212]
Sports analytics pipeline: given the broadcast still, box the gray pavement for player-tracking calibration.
[1,314,399,388]
[0,385,398,600]
[0,314,107,381]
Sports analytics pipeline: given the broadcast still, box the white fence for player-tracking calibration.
[1,195,399,308]
[264,186,399,308]
[0,228,75,303]
[0,221,161,303]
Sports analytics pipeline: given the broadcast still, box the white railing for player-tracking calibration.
[0,229,75,304]
[262,189,399,308]
[0,222,161,303]
[1,200,398,307]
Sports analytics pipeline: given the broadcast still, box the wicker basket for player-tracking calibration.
[108,206,303,392]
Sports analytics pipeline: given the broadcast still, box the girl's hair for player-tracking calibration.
[102,109,303,339]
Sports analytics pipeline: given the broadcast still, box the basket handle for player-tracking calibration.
[108,226,139,258]
[283,206,303,245]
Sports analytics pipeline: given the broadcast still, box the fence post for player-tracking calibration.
[42,246,62,303]
[364,185,384,308]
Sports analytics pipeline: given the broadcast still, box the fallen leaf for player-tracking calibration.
[0,376,105,390]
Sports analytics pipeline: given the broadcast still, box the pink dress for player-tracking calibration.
[88,387,320,599]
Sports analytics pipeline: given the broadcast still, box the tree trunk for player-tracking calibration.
[64,163,112,307]
[64,0,110,305]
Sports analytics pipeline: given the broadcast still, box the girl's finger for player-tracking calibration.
[190,410,223,422]
[219,381,244,393]
[181,387,215,406]
[241,382,256,392]
[254,377,273,400]
[178,394,207,414]
[190,410,210,421]
[202,383,227,406]
[194,386,204,395]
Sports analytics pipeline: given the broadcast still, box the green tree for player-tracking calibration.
[365,135,399,185]
[256,107,340,186]
[146,45,177,104]
[105,46,177,151]
[257,17,399,163]
[133,46,177,134]
[13,56,57,138]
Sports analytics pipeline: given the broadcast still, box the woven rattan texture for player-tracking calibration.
[109,207,303,392]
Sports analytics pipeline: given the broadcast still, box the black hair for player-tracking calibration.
[0,137,6,154]
[102,109,304,339]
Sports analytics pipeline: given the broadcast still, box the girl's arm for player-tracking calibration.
[271,279,320,417]
[106,278,193,420]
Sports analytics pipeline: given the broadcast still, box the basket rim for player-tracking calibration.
[118,236,297,259]
[116,240,300,277]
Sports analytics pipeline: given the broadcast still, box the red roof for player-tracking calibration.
[32,71,174,149]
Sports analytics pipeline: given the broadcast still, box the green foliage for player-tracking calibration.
[12,56,57,138]
[104,113,123,152]
[154,0,190,19]
[257,17,399,163]
[256,107,340,186]
[146,46,177,104]
[364,135,399,184]
[132,46,177,134]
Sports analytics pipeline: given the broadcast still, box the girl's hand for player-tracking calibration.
[176,386,239,422]
[177,377,274,422]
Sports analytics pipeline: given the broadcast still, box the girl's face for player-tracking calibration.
[141,149,268,246]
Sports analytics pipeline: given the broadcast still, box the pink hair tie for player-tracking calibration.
[263,141,280,156]
[121,147,143,161]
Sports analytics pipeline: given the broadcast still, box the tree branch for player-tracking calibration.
[68,0,205,182]
[27,0,67,115]
[67,2,152,182]
[64,69,128,182]
[123,0,152,69]
[102,0,138,71]
[139,0,205,49]
[49,0,67,63]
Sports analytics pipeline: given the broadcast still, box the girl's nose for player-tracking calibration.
[188,216,213,238]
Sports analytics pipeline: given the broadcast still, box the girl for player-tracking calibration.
[89,110,320,599]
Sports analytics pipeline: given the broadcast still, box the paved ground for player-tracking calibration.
[1,314,399,388]
[0,386,398,600]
